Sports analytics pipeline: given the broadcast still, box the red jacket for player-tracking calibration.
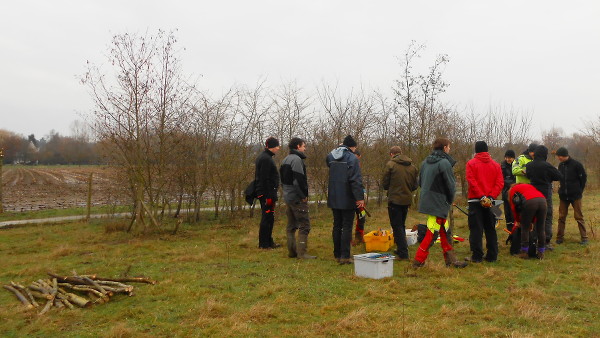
[466,152,503,199]
[508,183,545,222]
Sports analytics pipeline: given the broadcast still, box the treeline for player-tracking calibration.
[0,130,100,165]
[76,31,600,234]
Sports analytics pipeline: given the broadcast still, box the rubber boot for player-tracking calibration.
[297,233,317,259]
[444,250,468,268]
[286,230,297,258]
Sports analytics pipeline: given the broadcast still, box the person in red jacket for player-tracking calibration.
[508,183,547,259]
[465,141,504,262]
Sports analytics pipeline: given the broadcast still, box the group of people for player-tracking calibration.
[252,135,588,267]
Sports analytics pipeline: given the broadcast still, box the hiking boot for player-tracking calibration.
[286,231,297,258]
[464,257,482,263]
[580,239,589,245]
[393,250,409,260]
[338,258,353,265]
[412,259,425,268]
[536,249,545,260]
[545,243,554,251]
[445,251,468,268]
[517,251,529,259]
[556,239,564,245]
[296,233,317,259]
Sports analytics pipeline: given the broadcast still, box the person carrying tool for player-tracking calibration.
[351,150,367,246]
[412,138,467,268]
[501,149,517,251]
[508,183,547,259]
[465,141,504,263]
[255,137,281,249]
[382,146,418,260]
[326,135,365,265]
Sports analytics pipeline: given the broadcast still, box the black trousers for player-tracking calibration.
[388,203,409,259]
[332,209,355,259]
[520,197,547,250]
[468,202,498,261]
[258,197,276,248]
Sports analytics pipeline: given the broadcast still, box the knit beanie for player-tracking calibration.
[265,137,280,149]
[556,147,569,157]
[527,143,538,153]
[504,149,516,158]
[343,135,357,147]
[474,141,488,153]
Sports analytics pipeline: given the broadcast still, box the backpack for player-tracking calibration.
[244,180,257,205]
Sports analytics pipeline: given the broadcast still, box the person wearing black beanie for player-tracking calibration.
[342,135,357,148]
[466,140,504,263]
[504,149,516,158]
[555,147,588,245]
[254,137,281,249]
[475,141,488,153]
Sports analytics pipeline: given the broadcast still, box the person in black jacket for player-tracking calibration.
[555,147,588,245]
[525,145,562,247]
[326,135,365,265]
[255,137,281,249]
[500,149,518,253]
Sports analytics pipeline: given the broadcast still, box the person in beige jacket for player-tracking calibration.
[382,146,419,259]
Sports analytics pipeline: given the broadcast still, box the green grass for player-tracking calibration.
[0,194,599,337]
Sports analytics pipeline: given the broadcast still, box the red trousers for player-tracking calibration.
[414,218,453,263]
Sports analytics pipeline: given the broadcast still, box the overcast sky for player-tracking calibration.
[1,0,599,141]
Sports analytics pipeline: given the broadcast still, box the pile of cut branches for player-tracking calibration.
[3,272,156,315]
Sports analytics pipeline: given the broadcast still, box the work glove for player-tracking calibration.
[356,206,367,219]
[480,196,493,208]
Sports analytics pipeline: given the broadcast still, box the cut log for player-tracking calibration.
[3,285,34,309]
[90,276,157,285]
[11,282,39,307]
[38,299,54,315]
[28,290,53,300]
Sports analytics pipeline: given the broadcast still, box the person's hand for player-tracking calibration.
[301,197,308,203]
[356,200,365,209]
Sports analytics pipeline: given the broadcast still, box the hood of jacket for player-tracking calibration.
[391,154,412,166]
[426,150,457,167]
[533,145,548,161]
[330,146,351,160]
[473,152,492,163]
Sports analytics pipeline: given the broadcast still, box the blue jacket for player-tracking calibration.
[418,150,456,219]
[326,146,364,210]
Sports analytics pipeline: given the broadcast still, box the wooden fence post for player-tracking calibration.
[86,172,93,221]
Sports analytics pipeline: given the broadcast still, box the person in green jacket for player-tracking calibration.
[382,146,418,260]
[512,143,537,183]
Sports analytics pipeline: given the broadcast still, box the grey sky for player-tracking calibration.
[1,0,599,140]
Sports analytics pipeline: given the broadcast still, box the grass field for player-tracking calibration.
[0,194,599,337]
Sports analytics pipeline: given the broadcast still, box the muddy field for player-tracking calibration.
[0,166,128,212]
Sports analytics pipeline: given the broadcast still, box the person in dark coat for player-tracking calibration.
[382,146,419,259]
[255,137,281,249]
[555,147,588,245]
[501,150,518,253]
[280,137,317,259]
[525,145,562,247]
[326,135,365,265]
[412,138,467,268]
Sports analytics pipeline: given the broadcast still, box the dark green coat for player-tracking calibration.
[382,154,418,206]
[417,150,456,219]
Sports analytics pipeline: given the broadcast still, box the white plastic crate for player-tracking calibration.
[353,253,395,279]
[405,229,418,246]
